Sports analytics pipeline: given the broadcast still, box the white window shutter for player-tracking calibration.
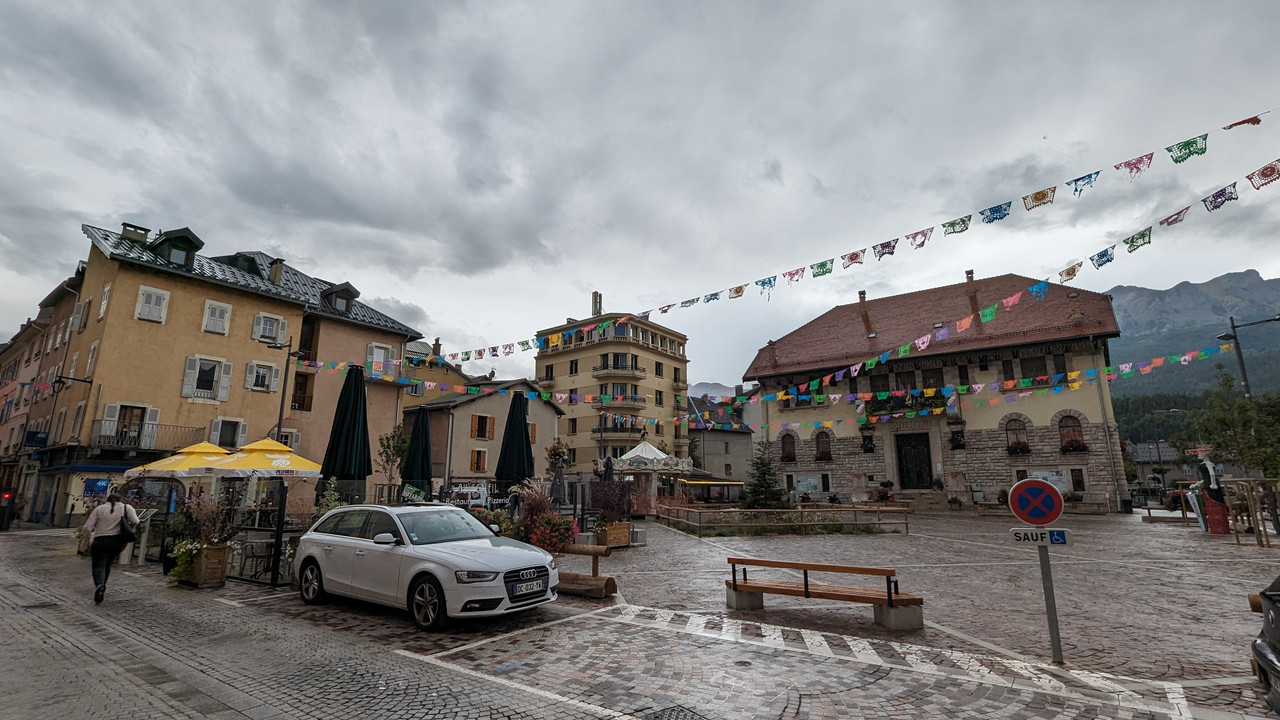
[69,353,78,378]
[218,362,233,401]
[70,302,84,332]
[245,363,255,389]
[252,314,263,340]
[102,403,120,437]
[181,357,198,397]
[99,285,110,318]
[135,289,147,318]
[237,421,249,447]
[209,419,222,444]
[366,344,376,363]
[270,366,281,392]
[141,407,161,449]
[277,319,287,342]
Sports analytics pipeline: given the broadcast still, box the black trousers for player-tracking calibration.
[90,535,127,588]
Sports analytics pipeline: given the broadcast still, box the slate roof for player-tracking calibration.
[687,396,751,433]
[226,250,421,339]
[743,273,1120,381]
[82,225,310,305]
[410,379,565,415]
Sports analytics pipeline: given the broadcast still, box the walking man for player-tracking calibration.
[81,493,138,604]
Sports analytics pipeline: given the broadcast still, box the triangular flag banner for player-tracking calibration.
[1166,134,1208,164]
[1225,115,1263,129]
[517,341,532,351]
[1123,227,1152,253]
[703,291,721,303]
[979,202,1012,223]
[1202,183,1239,212]
[1247,158,1280,190]
[659,303,676,314]
[810,259,834,277]
[728,285,745,299]
[1090,246,1116,269]
[914,334,931,351]
[956,315,974,332]
[1001,291,1022,310]
[755,276,776,297]
[1059,261,1084,283]
[1159,206,1191,227]
[1022,186,1056,210]
[898,343,911,357]
[1065,171,1100,197]
[979,304,997,322]
[935,326,951,342]
[782,267,806,285]
[872,238,899,260]
[906,227,934,249]
[1115,152,1154,180]
[680,298,699,308]
[460,351,471,361]
[1028,281,1049,301]
[942,215,971,235]
[841,249,866,268]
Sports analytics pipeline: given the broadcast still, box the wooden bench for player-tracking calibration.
[725,557,923,630]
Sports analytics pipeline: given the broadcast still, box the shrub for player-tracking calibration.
[512,483,552,527]
[1062,491,1083,502]
[1007,441,1031,455]
[869,487,895,503]
[526,514,578,554]
[595,481,631,525]
[469,508,515,537]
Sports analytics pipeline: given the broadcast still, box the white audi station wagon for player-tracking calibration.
[293,503,558,630]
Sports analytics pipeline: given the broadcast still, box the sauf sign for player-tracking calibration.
[1010,528,1073,546]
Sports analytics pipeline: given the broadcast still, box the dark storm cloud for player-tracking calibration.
[363,297,431,337]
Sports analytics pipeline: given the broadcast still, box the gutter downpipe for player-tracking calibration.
[1090,335,1124,512]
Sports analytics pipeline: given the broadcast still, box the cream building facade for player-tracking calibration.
[534,301,690,474]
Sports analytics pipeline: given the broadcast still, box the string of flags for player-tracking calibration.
[433,109,1276,363]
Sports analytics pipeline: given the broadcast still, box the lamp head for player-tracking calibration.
[1216,332,1235,342]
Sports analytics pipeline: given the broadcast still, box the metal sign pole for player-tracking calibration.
[1037,544,1064,664]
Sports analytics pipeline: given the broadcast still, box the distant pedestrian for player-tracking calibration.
[81,493,138,604]
[13,494,26,528]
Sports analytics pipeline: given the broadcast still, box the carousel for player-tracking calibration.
[614,441,693,515]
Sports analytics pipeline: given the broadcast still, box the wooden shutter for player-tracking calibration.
[470,414,479,439]
[277,318,287,342]
[86,342,98,376]
[218,362,233,401]
[529,423,536,444]
[237,421,249,447]
[487,417,495,440]
[367,344,376,364]
[209,419,222,444]
[181,357,198,397]
[141,407,160,449]
[270,366,281,392]
[101,403,120,437]
[245,363,256,389]
[69,302,85,332]
[252,314,264,340]
[134,289,148,318]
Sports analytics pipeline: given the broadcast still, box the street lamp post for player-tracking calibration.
[266,337,303,443]
[1217,313,1280,401]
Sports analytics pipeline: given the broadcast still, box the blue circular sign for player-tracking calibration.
[1009,479,1063,526]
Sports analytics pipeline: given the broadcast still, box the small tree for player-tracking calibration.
[688,435,702,469]
[376,424,410,484]
[741,441,789,509]
[312,478,349,524]
[1173,366,1280,476]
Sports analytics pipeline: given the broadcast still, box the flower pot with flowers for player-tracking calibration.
[168,494,233,589]
[1006,441,1032,456]
[593,480,633,548]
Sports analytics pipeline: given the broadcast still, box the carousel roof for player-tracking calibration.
[617,441,693,472]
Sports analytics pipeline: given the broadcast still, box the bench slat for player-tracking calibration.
[726,557,895,577]
[724,579,923,607]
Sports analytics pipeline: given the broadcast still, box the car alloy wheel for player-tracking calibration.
[409,575,447,630]
[299,562,326,605]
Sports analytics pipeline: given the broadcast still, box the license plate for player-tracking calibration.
[513,579,544,595]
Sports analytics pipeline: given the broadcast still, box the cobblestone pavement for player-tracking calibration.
[0,511,1275,719]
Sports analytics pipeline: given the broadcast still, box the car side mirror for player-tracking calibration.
[372,532,400,545]
[489,524,501,535]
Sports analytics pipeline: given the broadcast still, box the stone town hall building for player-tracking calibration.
[742,271,1125,508]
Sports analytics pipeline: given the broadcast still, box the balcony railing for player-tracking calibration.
[591,394,647,410]
[538,376,557,388]
[672,379,688,390]
[591,426,644,438]
[591,364,647,380]
[291,394,313,412]
[90,420,205,451]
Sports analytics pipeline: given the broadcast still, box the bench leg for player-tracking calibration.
[873,604,923,631]
[726,587,764,610]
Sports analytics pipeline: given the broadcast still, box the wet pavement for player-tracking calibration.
[0,510,1275,719]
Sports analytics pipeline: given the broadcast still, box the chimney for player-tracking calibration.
[591,291,603,317]
[120,223,150,245]
[432,337,442,356]
[268,257,286,286]
[965,270,976,295]
[766,340,777,367]
[858,290,873,336]
[734,384,743,398]
[965,269,981,323]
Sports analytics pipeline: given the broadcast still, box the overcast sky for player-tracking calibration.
[3,2,1279,387]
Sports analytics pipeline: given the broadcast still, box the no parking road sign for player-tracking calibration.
[1008,478,1063,526]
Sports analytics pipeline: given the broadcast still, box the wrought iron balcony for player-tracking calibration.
[591,394,647,410]
[590,426,644,438]
[90,420,205,451]
[591,364,646,380]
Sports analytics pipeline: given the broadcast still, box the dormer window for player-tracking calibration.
[148,227,203,270]
[321,281,360,315]
[334,296,349,312]
[167,247,189,265]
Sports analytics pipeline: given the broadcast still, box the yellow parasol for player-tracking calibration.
[203,438,322,477]
[124,442,230,478]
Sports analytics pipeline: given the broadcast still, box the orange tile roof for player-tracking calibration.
[743,273,1119,381]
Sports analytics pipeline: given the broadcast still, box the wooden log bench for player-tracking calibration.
[557,544,618,599]
[725,557,923,630]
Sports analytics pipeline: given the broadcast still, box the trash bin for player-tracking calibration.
[1120,498,1133,514]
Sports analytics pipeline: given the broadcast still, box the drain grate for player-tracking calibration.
[645,707,712,720]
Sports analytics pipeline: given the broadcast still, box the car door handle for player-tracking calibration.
[355,550,366,557]
[322,545,333,552]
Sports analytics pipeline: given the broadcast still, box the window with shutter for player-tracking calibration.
[99,284,110,319]
[270,366,281,392]
[101,403,120,438]
[141,407,161,449]
[69,352,78,379]
[135,286,169,323]
[218,362,233,401]
[529,423,536,444]
[470,414,479,438]
[85,342,99,377]
[203,301,231,334]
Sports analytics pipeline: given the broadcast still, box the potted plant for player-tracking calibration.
[594,481,633,548]
[1062,491,1083,503]
[931,477,945,491]
[1006,441,1031,455]
[1060,439,1090,454]
[996,488,1010,506]
[168,494,233,589]
[868,487,895,503]
[947,496,963,510]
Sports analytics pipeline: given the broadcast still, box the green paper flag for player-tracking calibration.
[898,344,911,358]
[876,392,890,400]
[1019,378,1032,387]
[865,357,879,370]
[979,304,997,322]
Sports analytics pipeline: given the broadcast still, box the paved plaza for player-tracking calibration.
[1,511,1276,719]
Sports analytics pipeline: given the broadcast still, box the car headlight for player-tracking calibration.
[455,570,500,584]
[548,557,557,571]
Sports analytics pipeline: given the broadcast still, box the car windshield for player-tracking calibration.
[398,508,496,545]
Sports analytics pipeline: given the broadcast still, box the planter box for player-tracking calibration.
[629,527,647,546]
[181,545,230,589]
[599,523,633,548]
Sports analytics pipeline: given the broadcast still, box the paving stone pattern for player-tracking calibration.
[0,511,1275,719]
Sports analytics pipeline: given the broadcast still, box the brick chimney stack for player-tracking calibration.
[268,257,286,286]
